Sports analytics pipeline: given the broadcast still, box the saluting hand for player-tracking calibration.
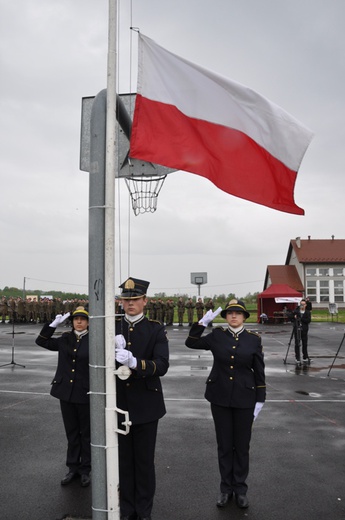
[50,312,70,328]
[198,306,222,327]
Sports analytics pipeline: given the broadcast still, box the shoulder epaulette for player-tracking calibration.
[247,329,261,337]
[148,319,163,324]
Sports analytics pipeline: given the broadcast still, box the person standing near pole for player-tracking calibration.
[35,306,91,487]
[114,277,169,520]
[185,299,266,509]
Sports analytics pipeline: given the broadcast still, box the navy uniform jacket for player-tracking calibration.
[115,316,169,425]
[186,324,266,408]
[36,323,89,404]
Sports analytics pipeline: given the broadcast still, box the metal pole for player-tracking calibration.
[89,88,107,520]
[105,1,119,518]
[327,332,345,376]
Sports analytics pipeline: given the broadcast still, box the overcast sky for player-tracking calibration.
[1,0,344,298]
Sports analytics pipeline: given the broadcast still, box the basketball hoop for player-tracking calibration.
[125,175,167,215]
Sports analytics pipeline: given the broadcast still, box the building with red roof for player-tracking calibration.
[263,236,345,309]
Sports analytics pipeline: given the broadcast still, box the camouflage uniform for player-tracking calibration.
[195,298,205,321]
[185,298,195,326]
[155,299,163,324]
[0,297,8,323]
[165,299,175,326]
[177,298,185,326]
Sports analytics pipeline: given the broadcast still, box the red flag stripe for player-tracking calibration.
[131,96,304,215]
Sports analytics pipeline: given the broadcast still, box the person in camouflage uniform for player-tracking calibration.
[205,298,215,327]
[160,299,166,325]
[177,297,185,326]
[185,298,195,326]
[26,298,34,323]
[155,299,163,324]
[0,296,8,323]
[147,299,155,320]
[151,299,157,321]
[165,299,175,326]
[195,297,205,321]
[33,298,40,323]
[8,297,16,323]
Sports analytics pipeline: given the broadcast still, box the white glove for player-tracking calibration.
[254,402,264,421]
[114,334,126,350]
[50,313,70,328]
[198,307,222,327]
[115,349,137,369]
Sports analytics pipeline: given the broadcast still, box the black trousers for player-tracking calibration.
[211,403,254,496]
[119,420,158,518]
[294,325,309,360]
[59,400,91,475]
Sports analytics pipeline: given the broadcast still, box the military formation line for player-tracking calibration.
[0,295,216,326]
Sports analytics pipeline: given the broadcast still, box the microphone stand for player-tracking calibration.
[0,316,26,368]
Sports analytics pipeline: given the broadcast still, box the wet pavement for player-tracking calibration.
[0,321,345,519]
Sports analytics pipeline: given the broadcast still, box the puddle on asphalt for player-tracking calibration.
[295,390,322,397]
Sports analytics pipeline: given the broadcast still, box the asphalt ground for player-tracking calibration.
[0,321,345,520]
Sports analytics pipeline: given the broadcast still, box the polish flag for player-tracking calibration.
[130,34,314,215]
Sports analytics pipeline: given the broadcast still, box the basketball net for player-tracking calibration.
[125,175,167,215]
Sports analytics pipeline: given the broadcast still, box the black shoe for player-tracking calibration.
[80,473,91,487]
[120,515,138,520]
[216,492,232,507]
[138,517,151,520]
[235,494,249,508]
[61,471,78,486]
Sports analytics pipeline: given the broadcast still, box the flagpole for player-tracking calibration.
[105,0,119,518]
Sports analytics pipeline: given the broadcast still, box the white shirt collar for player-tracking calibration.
[228,325,245,335]
[74,329,88,338]
[125,312,144,325]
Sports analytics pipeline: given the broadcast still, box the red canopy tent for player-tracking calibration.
[257,284,303,323]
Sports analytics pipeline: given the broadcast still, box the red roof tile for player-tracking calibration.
[287,238,345,263]
[266,265,304,292]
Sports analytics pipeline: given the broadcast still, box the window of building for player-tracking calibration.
[306,268,317,277]
[320,280,329,302]
[306,280,317,302]
[333,268,344,277]
[334,280,344,302]
[319,268,329,277]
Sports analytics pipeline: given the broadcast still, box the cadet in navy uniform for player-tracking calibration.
[35,306,91,487]
[186,299,266,509]
[114,277,169,520]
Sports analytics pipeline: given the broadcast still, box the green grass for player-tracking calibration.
[179,306,345,325]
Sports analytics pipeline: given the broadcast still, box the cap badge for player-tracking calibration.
[125,279,135,290]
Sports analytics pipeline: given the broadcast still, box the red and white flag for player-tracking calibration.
[130,34,314,215]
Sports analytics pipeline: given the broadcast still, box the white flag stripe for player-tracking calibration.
[138,34,314,171]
